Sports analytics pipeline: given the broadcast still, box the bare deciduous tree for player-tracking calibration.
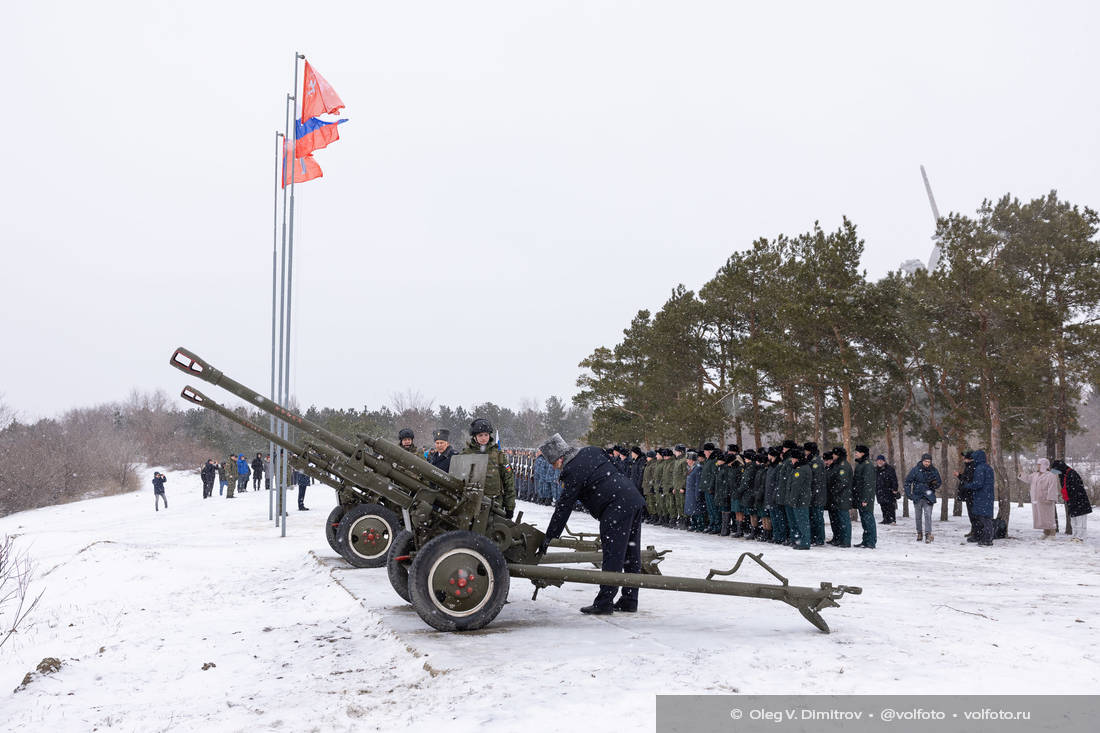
[0,536,42,649]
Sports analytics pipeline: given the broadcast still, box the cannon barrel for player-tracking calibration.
[170,347,464,494]
[180,385,417,508]
[171,347,357,454]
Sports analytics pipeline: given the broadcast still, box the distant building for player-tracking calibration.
[899,259,925,275]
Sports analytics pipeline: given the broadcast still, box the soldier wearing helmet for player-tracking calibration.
[397,428,418,455]
[461,418,516,518]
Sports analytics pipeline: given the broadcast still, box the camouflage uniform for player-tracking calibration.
[461,437,516,516]
[224,458,238,498]
[670,452,688,526]
[642,455,659,519]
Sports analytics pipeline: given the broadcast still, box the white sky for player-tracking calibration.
[3,1,1098,420]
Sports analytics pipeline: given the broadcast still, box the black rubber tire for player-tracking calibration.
[325,505,347,553]
[407,530,509,632]
[385,530,416,603]
[335,503,402,568]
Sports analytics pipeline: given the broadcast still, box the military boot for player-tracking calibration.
[720,511,731,536]
[731,518,743,538]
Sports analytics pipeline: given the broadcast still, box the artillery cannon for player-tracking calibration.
[170,347,862,633]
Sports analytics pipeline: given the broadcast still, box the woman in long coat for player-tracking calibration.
[1020,458,1060,538]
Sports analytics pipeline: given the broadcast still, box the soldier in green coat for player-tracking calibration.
[698,443,720,533]
[827,447,853,547]
[774,439,798,544]
[670,445,689,529]
[642,450,659,522]
[804,442,827,546]
[787,451,812,549]
[223,454,238,498]
[650,449,666,525]
[852,444,878,549]
[461,418,515,518]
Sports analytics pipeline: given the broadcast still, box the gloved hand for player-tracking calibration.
[505,508,514,519]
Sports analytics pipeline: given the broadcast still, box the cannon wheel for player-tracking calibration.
[325,505,347,553]
[335,503,401,568]
[407,530,509,632]
[386,530,416,603]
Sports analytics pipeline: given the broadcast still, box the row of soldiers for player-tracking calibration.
[604,440,880,550]
[508,449,563,505]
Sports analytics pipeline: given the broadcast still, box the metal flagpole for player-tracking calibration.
[277,92,293,528]
[282,51,304,538]
[270,130,283,522]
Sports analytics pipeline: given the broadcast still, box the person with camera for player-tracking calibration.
[152,471,168,511]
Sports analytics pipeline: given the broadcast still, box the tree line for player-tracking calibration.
[574,191,1100,522]
[0,390,590,517]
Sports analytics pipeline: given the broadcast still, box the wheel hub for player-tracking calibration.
[428,550,494,616]
[348,515,392,559]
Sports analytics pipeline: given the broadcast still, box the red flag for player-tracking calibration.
[282,140,322,187]
[300,61,345,122]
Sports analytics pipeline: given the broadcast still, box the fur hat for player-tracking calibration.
[686,450,698,461]
[727,444,739,452]
[702,442,716,452]
[803,441,818,455]
[832,446,848,460]
[782,439,799,451]
[631,446,643,457]
[432,429,450,442]
[538,433,574,465]
[674,443,687,453]
[920,452,933,461]
[854,444,870,456]
[646,450,656,458]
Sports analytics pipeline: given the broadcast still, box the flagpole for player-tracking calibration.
[282,51,305,538]
[270,129,283,523]
[277,92,293,529]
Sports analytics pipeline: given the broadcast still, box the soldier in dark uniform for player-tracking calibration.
[537,433,645,614]
[827,446,853,547]
[461,418,515,518]
[427,429,454,472]
[787,450,811,549]
[805,442,827,546]
[853,444,878,549]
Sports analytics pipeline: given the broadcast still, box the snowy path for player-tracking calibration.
[0,468,1097,732]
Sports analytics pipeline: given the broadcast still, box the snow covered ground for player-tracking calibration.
[1,467,1097,732]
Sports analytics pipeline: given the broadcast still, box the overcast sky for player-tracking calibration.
[3,1,1098,421]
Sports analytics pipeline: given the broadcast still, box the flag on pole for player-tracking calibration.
[282,140,322,187]
[300,61,345,121]
[294,116,347,158]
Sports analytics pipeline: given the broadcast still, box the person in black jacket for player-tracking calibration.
[200,459,217,499]
[427,429,455,473]
[629,446,646,497]
[295,469,310,511]
[874,455,900,524]
[251,453,265,491]
[537,433,645,614]
[152,472,168,511]
[1051,459,1092,542]
[954,451,976,538]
